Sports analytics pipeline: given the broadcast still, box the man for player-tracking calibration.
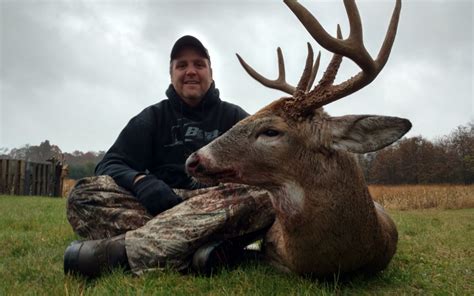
[64,36,275,278]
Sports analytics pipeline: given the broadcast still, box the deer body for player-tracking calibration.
[264,156,396,275]
[186,0,408,276]
[188,106,403,275]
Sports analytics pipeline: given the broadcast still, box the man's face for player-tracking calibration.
[170,47,213,107]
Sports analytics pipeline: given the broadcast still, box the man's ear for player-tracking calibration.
[328,115,412,153]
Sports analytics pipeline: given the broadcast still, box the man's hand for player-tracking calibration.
[132,175,183,216]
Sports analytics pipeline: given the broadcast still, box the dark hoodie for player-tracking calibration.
[95,83,249,191]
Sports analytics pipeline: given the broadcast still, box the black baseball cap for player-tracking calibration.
[170,35,210,61]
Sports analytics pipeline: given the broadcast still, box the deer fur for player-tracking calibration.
[187,104,410,276]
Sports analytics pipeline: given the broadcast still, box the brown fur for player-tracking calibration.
[186,110,405,276]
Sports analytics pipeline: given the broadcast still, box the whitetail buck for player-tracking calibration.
[186,0,410,276]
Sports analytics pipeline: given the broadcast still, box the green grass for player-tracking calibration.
[0,195,472,295]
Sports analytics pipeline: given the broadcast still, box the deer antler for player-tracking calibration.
[285,0,401,111]
[236,44,321,96]
[237,0,401,119]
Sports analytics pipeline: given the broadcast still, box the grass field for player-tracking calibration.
[1,188,473,295]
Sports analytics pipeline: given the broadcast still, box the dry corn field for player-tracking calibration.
[369,185,474,210]
[62,178,77,198]
[61,179,474,210]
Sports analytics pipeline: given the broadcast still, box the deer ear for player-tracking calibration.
[328,115,412,153]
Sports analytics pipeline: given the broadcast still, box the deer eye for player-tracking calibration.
[259,129,281,137]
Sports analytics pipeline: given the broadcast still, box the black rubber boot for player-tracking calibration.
[64,234,129,278]
[192,240,244,275]
[192,229,268,275]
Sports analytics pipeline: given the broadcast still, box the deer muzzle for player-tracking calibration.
[185,152,204,175]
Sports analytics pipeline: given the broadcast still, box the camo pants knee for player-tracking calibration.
[66,175,275,274]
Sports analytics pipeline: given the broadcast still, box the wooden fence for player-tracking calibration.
[0,158,66,197]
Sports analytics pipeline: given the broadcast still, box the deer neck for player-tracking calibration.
[264,151,383,273]
[267,151,377,236]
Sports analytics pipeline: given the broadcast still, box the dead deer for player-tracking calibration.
[186,0,410,276]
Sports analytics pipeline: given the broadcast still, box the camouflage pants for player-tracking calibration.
[67,176,275,275]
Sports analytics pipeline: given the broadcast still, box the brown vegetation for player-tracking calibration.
[61,178,473,211]
[59,178,472,211]
[369,184,474,210]
[62,178,77,198]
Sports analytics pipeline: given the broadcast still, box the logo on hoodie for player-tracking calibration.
[165,121,220,148]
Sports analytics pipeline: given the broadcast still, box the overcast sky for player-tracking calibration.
[1,0,473,153]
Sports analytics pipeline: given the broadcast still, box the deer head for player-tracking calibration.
[186,0,410,189]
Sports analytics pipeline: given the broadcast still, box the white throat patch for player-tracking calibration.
[274,181,305,214]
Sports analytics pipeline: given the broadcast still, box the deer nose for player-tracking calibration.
[185,152,201,174]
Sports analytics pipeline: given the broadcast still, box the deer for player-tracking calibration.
[185,0,410,277]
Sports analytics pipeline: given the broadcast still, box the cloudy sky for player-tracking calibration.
[1,0,472,153]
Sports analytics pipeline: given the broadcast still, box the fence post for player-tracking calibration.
[25,162,32,195]
[33,164,37,195]
[19,160,26,195]
[42,164,48,196]
[47,163,53,196]
[6,160,11,194]
[0,159,4,194]
[39,164,44,195]
[8,160,15,195]
[36,163,41,195]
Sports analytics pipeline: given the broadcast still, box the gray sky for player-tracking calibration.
[1,0,473,153]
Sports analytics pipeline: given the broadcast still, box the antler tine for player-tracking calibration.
[284,0,374,74]
[284,0,338,54]
[314,25,344,89]
[295,43,315,97]
[344,0,402,73]
[236,48,295,95]
[306,51,321,92]
[375,0,402,70]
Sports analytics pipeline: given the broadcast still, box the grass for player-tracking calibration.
[0,194,473,295]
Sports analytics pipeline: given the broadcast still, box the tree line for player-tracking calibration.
[1,121,473,184]
[358,121,474,184]
[0,140,105,180]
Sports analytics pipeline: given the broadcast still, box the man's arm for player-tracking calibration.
[95,112,182,216]
[95,115,152,191]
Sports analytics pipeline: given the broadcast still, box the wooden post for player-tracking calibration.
[14,160,20,195]
[53,162,62,197]
[19,160,26,195]
[46,163,53,196]
[41,164,48,196]
[8,160,15,195]
[24,162,32,195]
[0,159,5,194]
[6,160,11,194]
[47,164,51,196]
[38,164,43,196]
[32,164,36,195]
[46,163,50,196]
[35,163,41,195]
